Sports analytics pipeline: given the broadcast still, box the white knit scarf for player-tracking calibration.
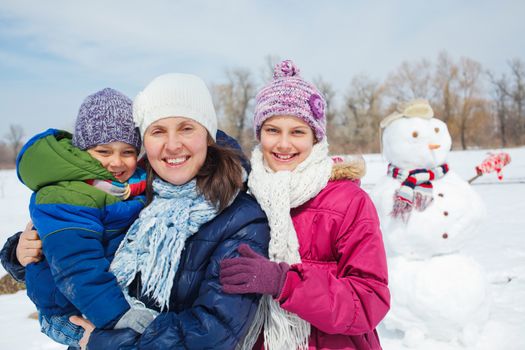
[239,139,333,350]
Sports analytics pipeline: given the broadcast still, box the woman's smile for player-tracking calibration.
[163,155,191,166]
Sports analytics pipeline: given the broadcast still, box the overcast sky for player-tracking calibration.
[1,0,524,139]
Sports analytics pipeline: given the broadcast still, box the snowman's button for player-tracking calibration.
[438,193,444,197]
[443,211,449,216]
[442,233,449,239]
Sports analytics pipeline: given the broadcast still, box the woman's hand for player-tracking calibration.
[16,221,43,266]
[70,315,95,350]
[220,244,290,297]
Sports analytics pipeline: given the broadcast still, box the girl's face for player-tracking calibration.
[87,141,138,182]
[260,115,315,172]
[144,117,208,185]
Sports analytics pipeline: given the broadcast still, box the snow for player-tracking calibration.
[1,147,524,350]
[0,170,62,349]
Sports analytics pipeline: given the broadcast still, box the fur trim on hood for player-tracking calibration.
[330,155,366,181]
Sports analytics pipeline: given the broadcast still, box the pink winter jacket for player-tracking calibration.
[255,161,390,350]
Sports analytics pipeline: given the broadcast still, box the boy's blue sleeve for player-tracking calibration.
[30,191,130,329]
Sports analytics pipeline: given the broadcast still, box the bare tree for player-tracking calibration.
[313,76,337,126]
[434,51,459,125]
[456,57,483,149]
[487,70,510,147]
[464,98,496,148]
[384,59,434,103]
[341,74,384,153]
[5,124,24,164]
[212,68,257,151]
[0,141,11,169]
[488,59,525,146]
[508,59,525,143]
[431,52,484,149]
[260,54,281,83]
[313,76,340,150]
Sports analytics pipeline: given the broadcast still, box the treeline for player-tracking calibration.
[1,52,524,168]
[212,52,525,155]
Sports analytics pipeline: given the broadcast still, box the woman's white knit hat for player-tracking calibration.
[133,73,217,141]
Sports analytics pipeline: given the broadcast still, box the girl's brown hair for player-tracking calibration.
[144,134,245,212]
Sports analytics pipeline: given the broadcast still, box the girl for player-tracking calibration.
[220,60,390,350]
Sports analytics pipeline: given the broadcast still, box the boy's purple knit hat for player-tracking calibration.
[253,59,326,141]
[72,88,141,150]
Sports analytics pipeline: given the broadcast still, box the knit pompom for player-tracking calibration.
[273,59,300,79]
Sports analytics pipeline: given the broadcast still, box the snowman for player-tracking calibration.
[371,99,490,347]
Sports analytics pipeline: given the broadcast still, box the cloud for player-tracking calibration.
[0,1,403,82]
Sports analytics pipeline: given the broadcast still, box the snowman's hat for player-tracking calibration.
[380,99,434,129]
[378,99,435,156]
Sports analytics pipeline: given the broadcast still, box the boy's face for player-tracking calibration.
[87,141,138,182]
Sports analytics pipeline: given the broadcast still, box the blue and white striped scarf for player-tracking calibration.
[110,177,219,310]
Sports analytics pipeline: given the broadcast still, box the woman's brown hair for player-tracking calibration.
[144,134,245,212]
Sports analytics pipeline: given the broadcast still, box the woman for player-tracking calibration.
[219,60,390,350]
[2,73,270,350]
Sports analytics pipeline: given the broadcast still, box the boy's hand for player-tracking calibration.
[70,315,95,350]
[16,221,43,266]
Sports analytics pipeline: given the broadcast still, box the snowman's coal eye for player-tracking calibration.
[434,127,440,133]
[412,131,419,138]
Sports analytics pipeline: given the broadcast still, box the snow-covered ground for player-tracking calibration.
[0,147,524,350]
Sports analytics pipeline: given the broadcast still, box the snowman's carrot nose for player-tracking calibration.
[428,144,441,150]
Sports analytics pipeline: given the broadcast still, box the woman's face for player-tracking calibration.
[260,115,315,172]
[144,117,208,185]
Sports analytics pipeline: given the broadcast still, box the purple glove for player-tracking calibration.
[220,244,290,297]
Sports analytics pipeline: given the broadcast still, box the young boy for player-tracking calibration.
[17,88,156,348]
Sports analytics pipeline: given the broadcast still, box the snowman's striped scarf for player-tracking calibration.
[388,163,449,221]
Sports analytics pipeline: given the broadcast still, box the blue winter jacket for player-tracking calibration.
[87,191,270,350]
[16,129,146,328]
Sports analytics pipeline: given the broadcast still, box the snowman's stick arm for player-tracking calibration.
[468,173,482,184]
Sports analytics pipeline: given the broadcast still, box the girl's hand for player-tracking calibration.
[70,315,95,350]
[16,221,42,266]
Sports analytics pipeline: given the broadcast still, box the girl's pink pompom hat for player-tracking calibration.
[253,59,326,141]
